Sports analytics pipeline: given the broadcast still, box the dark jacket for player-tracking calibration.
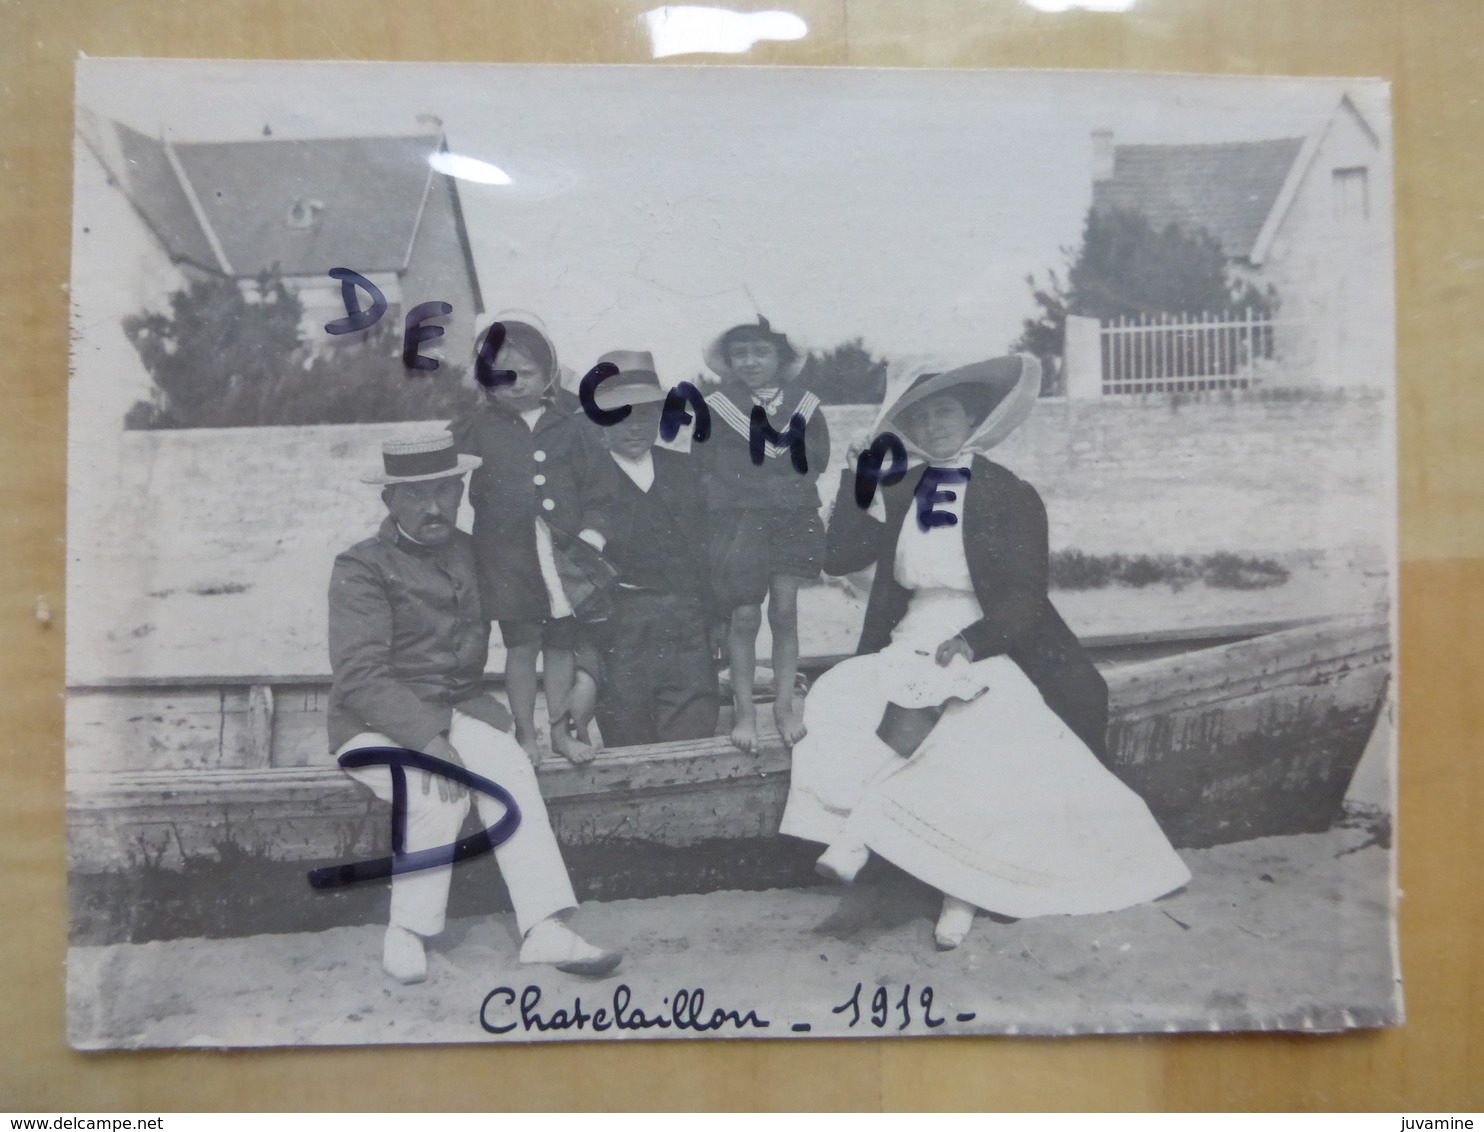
[599,447,714,610]
[327,519,509,752]
[448,390,612,621]
[824,456,1110,760]
[697,379,831,512]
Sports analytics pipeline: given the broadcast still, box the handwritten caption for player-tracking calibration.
[477,980,979,1036]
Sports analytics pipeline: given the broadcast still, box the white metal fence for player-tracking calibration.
[1100,310,1290,395]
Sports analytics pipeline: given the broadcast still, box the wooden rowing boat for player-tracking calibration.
[65,613,1390,943]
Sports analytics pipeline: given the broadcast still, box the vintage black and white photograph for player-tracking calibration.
[65,58,1399,1048]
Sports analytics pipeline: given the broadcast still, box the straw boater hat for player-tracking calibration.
[591,350,669,411]
[703,315,806,382]
[875,353,1042,460]
[361,433,481,485]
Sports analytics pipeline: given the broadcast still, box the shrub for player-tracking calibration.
[1050,550,1290,591]
[124,272,482,428]
[1115,555,1168,588]
[798,338,889,406]
[1048,549,1115,590]
[1201,551,1291,590]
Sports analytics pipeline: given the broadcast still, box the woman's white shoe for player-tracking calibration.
[934,895,977,951]
[520,916,623,976]
[382,925,428,983]
[815,841,870,885]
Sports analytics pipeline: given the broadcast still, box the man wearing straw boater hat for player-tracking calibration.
[327,433,621,983]
[586,350,721,747]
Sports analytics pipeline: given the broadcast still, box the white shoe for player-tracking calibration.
[520,916,623,976]
[382,925,428,983]
[934,896,976,951]
[815,842,869,885]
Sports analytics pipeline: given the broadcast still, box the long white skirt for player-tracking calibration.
[779,594,1191,919]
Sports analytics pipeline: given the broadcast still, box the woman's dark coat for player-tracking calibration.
[824,456,1110,761]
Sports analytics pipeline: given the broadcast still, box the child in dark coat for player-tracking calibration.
[448,317,609,764]
[696,317,830,752]
[586,350,721,748]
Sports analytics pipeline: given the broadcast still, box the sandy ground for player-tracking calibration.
[66,824,1399,1049]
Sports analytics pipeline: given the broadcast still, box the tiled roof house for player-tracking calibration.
[1093,137,1307,266]
[1088,94,1390,386]
[77,110,484,359]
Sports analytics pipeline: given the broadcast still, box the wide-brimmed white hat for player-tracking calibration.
[361,433,481,484]
[876,353,1042,460]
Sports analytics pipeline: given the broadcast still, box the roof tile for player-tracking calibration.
[174,135,437,277]
[1093,137,1305,261]
[110,123,221,270]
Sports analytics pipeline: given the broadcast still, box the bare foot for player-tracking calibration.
[729,705,759,753]
[550,726,596,766]
[773,699,807,747]
[516,731,542,766]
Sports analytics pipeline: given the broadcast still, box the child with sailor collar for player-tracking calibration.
[695,317,830,753]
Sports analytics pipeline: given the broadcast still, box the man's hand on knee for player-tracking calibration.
[423,734,467,802]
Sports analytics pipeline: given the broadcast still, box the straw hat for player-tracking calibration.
[361,433,481,485]
[702,315,805,381]
[878,354,1042,458]
[591,349,669,410]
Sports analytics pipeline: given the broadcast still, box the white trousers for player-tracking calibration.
[338,711,577,938]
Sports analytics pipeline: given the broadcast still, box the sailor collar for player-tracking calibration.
[705,379,822,459]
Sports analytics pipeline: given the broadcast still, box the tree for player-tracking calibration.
[1012,268,1071,396]
[1012,206,1277,393]
[798,338,889,405]
[123,271,481,428]
[124,272,302,428]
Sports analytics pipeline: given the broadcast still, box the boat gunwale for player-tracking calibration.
[63,615,1349,692]
[66,614,1392,809]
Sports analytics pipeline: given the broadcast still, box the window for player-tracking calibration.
[1332,166,1369,220]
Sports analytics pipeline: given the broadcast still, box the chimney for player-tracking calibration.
[1092,128,1115,182]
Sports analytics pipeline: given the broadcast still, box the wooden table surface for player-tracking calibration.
[2,0,1480,1112]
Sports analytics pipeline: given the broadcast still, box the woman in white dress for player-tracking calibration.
[779,355,1190,949]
